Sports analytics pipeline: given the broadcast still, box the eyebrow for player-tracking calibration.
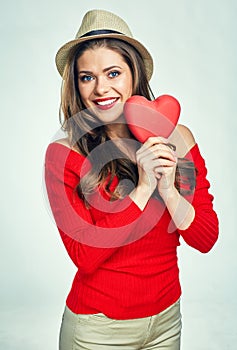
[78,65,123,74]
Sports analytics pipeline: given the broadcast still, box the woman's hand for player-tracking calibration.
[136,136,177,196]
[131,131,195,230]
[129,137,177,210]
[151,137,178,200]
[136,137,169,195]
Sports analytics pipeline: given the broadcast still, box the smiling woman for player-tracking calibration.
[61,37,152,127]
[44,8,219,350]
[77,46,133,118]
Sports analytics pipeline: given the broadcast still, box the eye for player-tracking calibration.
[79,75,94,82]
[108,70,120,78]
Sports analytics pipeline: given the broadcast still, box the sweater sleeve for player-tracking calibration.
[44,143,143,275]
[177,144,219,253]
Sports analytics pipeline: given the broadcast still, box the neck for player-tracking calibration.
[106,123,132,140]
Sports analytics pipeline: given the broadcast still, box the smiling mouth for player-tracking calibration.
[93,97,119,110]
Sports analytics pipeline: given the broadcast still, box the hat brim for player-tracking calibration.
[55,33,153,81]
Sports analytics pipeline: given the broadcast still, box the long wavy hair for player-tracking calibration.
[60,38,196,204]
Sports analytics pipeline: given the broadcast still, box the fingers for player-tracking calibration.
[138,137,176,153]
[137,137,176,163]
[141,137,176,151]
[143,136,168,147]
[135,137,177,190]
[136,153,175,181]
[154,163,176,176]
[150,144,176,162]
[136,137,178,194]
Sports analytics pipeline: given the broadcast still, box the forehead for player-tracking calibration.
[77,47,126,69]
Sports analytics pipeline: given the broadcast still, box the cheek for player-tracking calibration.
[117,77,133,96]
[125,74,133,95]
[78,83,90,101]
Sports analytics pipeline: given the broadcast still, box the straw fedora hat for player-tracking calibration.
[55,9,153,80]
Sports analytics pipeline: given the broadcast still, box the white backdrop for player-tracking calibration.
[0,0,236,349]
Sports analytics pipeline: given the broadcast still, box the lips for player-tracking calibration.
[93,97,119,110]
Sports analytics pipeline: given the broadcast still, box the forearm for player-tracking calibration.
[161,187,195,230]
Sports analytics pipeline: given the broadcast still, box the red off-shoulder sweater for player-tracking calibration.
[44,142,218,320]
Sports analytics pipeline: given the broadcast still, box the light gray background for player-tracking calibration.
[1,0,236,349]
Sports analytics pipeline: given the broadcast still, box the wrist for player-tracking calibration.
[137,183,155,198]
[129,184,154,210]
[159,186,179,204]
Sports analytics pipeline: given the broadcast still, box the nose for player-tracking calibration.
[94,76,110,96]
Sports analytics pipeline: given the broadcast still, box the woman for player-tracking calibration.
[44,9,219,350]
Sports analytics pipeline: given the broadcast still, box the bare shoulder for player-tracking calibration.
[176,124,196,147]
[169,124,196,157]
[54,137,71,148]
[54,137,82,154]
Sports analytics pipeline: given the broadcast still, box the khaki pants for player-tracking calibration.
[59,299,182,349]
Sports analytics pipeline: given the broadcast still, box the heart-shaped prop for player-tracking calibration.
[124,95,181,143]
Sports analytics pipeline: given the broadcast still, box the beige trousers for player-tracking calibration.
[59,299,182,350]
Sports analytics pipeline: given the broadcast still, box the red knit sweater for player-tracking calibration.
[44,142,218,320]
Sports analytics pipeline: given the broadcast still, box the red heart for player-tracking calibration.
[124,95,181,143]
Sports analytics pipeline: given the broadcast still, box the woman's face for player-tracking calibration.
[77,47,133,124]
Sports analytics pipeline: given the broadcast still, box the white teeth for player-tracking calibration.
[96,98,117,106]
